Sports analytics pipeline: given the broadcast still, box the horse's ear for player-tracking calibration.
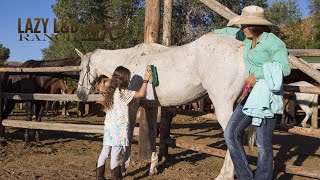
[75,48,84,58]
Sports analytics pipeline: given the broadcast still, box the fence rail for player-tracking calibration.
[2,120,139,136]
[0,66,80,73]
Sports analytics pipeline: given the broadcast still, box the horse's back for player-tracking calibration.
[195,34,246,103]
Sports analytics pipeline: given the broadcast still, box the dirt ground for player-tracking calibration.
[0,108,319,180]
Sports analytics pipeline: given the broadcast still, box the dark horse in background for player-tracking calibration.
[0,57,80,147]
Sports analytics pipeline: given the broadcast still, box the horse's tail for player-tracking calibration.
[246,125,256,154]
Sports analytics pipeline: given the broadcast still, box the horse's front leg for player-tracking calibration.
[34,102,44,147]
[24,101,33,148]
[121,99,140,176]
[0,98,15,147]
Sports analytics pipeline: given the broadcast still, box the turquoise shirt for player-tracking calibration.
[214,27,291,80]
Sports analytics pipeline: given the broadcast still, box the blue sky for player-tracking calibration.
[0,0,311,63]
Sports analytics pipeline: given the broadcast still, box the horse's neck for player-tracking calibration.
[92,43,177,77]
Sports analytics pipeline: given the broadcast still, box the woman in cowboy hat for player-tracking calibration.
[214,5,291,180]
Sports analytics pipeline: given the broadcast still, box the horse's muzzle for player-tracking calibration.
[77,90,88,102]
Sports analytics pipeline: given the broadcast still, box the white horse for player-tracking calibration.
[76,33,246,180]
[283,81,318,128]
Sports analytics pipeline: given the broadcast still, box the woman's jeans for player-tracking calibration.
[224,98,276,180]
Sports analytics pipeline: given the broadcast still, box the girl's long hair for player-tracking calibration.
[103,66,131,110]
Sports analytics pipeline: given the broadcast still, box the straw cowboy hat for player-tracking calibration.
[227,5,273,26]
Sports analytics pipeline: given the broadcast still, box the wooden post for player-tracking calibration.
[0,81,4,146]
[139,0,161,160]
[158,0,173,161]
[311,95,318,129]
[163,0,172,46]
[138,107,148,159]
[144,0,160,43]
[138,106,158,160]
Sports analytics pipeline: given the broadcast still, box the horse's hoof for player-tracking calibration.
[301,123,310,128]
[121,170,127,177]
[36,142,44,147]
[304,124,311,128]
[23,143,30,149]
[215,175,234,180]
[0,140,7,147]
[149,168,158,176]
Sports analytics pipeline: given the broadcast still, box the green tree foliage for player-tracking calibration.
[0,44,10,64]
[308,0,320,48]
[265,0,301,26]
[168,0,267,45]
[42,0,145,60]
[265,0,304,48]
[43,0,269,59]
[308,0,320,14]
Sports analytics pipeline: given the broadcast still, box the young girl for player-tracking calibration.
[96,66,151,180]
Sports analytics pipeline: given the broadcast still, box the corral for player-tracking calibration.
[1,0,320,180]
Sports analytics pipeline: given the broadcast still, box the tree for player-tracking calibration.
[0,44,10,63]
[264,0,304,48]
[265,0,301,26]
[308,0,320,15]
[43,0,269,59]
[167,0,267,45]
[42,0,145,60]
[308,0,320,48]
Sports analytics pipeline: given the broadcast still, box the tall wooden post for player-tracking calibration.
[311,96,318,129]
[162,0,172,46]
[159,0,173,160]
[0,79,5,147]
[144,0,160,43]
[139,0,160,160]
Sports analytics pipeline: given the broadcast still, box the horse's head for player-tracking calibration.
[75,49,97,102]
[95,76,111,93]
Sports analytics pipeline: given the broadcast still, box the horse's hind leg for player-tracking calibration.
[34,102,44,147]
[24,102,33,148]
[300,104,312,128]
[1,99,15,146]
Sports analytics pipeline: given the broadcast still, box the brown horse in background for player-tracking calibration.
[45,79,68,116]
[65,75,109,117]
[0,57,80,147]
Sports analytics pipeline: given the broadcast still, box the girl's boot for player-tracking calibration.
[96,164,106,180]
